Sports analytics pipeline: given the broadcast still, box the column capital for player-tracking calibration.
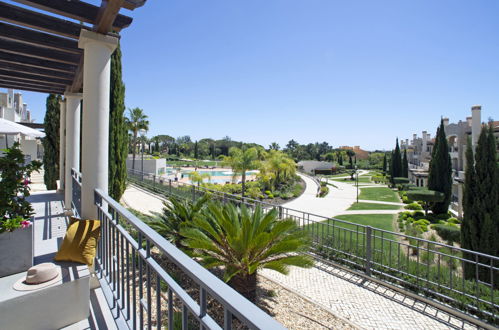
[78,29,118,52]
[64,92,83,100]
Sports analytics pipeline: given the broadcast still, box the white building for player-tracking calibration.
[0,89,42,161]
[402,106,488,218]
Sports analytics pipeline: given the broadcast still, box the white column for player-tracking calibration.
[78,30,118,219]
[64,93,82,212]
[58,99,66,192]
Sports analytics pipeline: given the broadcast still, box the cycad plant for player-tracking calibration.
[181,202,313,301]
[148,195,208,249]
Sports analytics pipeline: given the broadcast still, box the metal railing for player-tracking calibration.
[71,168,81,218]
[93,188,285,330]
[128,169,499,326]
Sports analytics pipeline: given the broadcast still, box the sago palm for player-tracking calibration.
[148,195,208,249]
[181,202,313,301]
[125,107,149,169]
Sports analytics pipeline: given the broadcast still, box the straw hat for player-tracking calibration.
[13,263,69,291]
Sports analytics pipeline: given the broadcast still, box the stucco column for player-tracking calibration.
[64,93,82,212]
[78,30,118,219]
[58,99,66,192]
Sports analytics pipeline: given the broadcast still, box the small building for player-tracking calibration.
[127,156,167,176]
[297,160,337,175]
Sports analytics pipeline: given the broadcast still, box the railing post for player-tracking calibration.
[278,206,283,219]
[192,185,196,202]
[169,179,172,195]
[365,226,372,276]
[153,174,156,190]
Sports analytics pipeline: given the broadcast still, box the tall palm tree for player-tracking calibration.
[148,195,208,249]
[181,202,313,301]
[222,147,259,197]
[259,150,296,191]
[125,107,149,169]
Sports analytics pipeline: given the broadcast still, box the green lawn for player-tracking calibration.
[331,176,372,183]
[304,214,395,236]
[347,202,401,211]
[358,187,400,202]
[321,172,353,178]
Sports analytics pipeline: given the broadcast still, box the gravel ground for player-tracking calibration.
[257,276,357,330]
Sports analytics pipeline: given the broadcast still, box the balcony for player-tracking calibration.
[8,172,284,329]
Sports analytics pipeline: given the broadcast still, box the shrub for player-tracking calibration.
[412,211,425,218]
[436,212,451,220]
[318,185,329,197]
[405,202,423,211]
[433,224,461,244]
[447,217,460,224]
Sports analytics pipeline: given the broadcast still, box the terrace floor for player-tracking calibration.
[28,191,118,330]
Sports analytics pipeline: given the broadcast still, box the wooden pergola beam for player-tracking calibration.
[123,0,146,10]
[0,61,74,81]
[0,22,81,54]
[95,0,125,34]
[12,0,133,31]
[0,38,81,65]
[0,69,72,86]
[0,1,85,39]
[0,77,66,89]
[0,80,64,94]
[0,50,77,73]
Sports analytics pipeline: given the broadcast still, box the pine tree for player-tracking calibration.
[42,94,61,190]
[402,149,408,177]
[108,42,128,201]
[427,119,452,214]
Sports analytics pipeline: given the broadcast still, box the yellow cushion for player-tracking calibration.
[54,219,101,267]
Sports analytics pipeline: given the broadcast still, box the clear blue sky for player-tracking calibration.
[10,0,499,150]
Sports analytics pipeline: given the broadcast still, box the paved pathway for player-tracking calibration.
[261,262,476,330]
[121,184,166,215]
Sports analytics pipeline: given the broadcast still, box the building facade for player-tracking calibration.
[402,106,486,218]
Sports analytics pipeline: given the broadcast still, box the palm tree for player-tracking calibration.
[222,147,259,197]
[148,195,208,249]
[189,171,211,186]
[259,150,296,191]
[181,202,313,301]
[125,107,149,169]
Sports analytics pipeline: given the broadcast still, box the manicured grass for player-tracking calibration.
[166,160,219,167]
[321,172,353,178]
[335,214,396,232]
[347,202,401,211]
[358,187,400,203]
[331,176,372,183]
[304,214,395,234]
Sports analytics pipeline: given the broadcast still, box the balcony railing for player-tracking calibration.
[71,168,82,218]
[93,188,285,330]
[128,169,498,327]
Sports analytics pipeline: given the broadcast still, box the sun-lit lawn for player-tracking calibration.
[331,176,372,183]
[303,214,396,243]
[347,202,401,211]
[358,187,400,203]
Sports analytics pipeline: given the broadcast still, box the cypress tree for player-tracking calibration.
[427,119,452,214]
[382,153,387,173]
[402,149,408,177]
[194,141,199,159]
[108,42,128,201]
[461,137,475,280]
[42,94,61,190]
[390,138,402,181]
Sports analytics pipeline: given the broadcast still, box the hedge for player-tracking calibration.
[433,224,461,244]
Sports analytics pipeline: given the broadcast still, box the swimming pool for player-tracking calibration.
[182,170,258,177]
